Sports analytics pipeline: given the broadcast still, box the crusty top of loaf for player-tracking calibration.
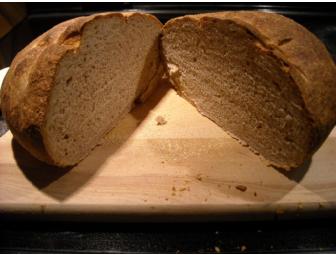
[164,11,336,131]
[0,12,162,165]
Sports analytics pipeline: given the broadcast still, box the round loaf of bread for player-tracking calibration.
[162,11,336,170]
[1,12,163,167]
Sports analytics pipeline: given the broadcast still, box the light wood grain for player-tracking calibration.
[0,81,336,221]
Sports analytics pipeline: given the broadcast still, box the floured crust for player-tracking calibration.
[163,11,336,169]
[0,12,163,166]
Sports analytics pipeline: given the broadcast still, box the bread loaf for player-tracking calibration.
[162,11,336,169]
[1,12,163,166]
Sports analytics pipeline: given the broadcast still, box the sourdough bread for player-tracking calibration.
[162,11,336,169]
[1,12,163,166]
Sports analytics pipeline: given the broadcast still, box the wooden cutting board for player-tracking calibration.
[1,80,336,221]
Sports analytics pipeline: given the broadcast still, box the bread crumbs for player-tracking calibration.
[235,185,247,192]
[155,115,167,125]
[196,174,203,181]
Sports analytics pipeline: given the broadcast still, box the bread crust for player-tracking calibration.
[163,11,336,169]
[0,12,163,166]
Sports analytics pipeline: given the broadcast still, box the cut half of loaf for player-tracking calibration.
[162,11,336,170]
[1,12,163,167]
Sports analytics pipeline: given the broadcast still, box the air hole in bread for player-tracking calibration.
[66,77,72,85]
[278,38,292,46]
[272,80,281,91]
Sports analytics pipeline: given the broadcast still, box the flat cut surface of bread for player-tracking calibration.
[1,12,163,166]
[162,11,336,169]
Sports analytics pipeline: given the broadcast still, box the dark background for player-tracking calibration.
[1,3,336,253]
[1,2,336,67]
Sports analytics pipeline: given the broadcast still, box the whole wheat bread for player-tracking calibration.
[1,12,163,166]
[162,11,336,169]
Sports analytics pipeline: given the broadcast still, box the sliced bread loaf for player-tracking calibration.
[1,12,163,166]
[162,11,336,169]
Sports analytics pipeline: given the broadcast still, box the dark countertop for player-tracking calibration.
[1,220,336,253]
[1,3,336,253]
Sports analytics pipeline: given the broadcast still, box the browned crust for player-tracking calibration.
[0,12,163,166]
[162,11,336,169]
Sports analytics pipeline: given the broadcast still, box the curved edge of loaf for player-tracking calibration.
[0,12,163,167]
[0,15,88,166]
